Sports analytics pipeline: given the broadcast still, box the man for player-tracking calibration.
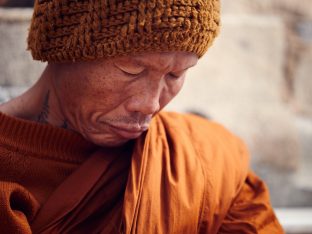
[0,0,284,233]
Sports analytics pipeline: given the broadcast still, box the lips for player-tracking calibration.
[109,124,148,139]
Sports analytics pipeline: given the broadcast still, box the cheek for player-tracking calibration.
[55,79,81,109]
[171,77,185,94]
[60,73,119,106]
[65,83,130,121]
[160,78,185,106]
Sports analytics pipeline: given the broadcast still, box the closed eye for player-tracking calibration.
[121,69,144,77]
[168,73,180,79]
[114,63,145,77]
[167,70,187,80]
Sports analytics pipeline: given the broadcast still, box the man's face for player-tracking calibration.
[52,51,198,146]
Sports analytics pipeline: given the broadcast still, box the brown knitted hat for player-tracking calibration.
[28,0,220,62]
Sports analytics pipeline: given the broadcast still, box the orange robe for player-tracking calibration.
[0,111,284,233]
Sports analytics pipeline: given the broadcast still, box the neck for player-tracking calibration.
[0,66,67,128]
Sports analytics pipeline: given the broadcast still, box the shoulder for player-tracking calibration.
[157,111,239,139]
[154,112,253,231]
[156,111,250,193]
[154,112,252,230]
[156,111,249,163]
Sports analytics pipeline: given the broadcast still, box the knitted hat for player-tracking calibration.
[28,0,220,62]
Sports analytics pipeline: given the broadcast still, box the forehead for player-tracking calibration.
[112,51,198,70]
[55,51,198,73]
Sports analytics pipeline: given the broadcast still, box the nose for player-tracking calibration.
[125,80,162,115]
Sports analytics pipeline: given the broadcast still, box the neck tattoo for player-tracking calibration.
[37,90,50,124]
[61,120,68,129]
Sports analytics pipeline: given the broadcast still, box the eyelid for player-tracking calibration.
[168,69,187,78]
[114,63,145,75]
[168,72,180,78]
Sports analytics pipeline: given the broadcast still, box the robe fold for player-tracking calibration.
[0,111,284,233]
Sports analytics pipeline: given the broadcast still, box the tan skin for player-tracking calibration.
[0,51,198,147]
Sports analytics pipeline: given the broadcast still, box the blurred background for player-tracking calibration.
[0,0,311,233]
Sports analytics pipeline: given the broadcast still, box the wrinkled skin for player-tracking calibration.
[0,51,198,146]
[52,52,198,146]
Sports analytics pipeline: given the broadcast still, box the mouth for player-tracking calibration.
[109,124,148,139]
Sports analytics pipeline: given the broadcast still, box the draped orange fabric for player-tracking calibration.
[0,111,284,233]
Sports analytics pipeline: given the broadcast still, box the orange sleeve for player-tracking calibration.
[218,171,285,234]
[0,181,39,234]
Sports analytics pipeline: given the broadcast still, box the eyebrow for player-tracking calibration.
[131,57,166,71]
[131,57,197,72]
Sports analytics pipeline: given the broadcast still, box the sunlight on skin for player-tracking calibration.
[50,51,198,146]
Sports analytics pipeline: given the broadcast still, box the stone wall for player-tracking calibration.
[0,8,45,101]
[168,0,312,207]
[172,0,312,208]
[0,1,312,208]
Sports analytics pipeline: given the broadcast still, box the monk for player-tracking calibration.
[0,0,284,233]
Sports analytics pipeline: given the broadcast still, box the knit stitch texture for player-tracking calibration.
[27,0,220,62]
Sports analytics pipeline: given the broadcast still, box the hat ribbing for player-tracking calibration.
[28,0,220,62]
